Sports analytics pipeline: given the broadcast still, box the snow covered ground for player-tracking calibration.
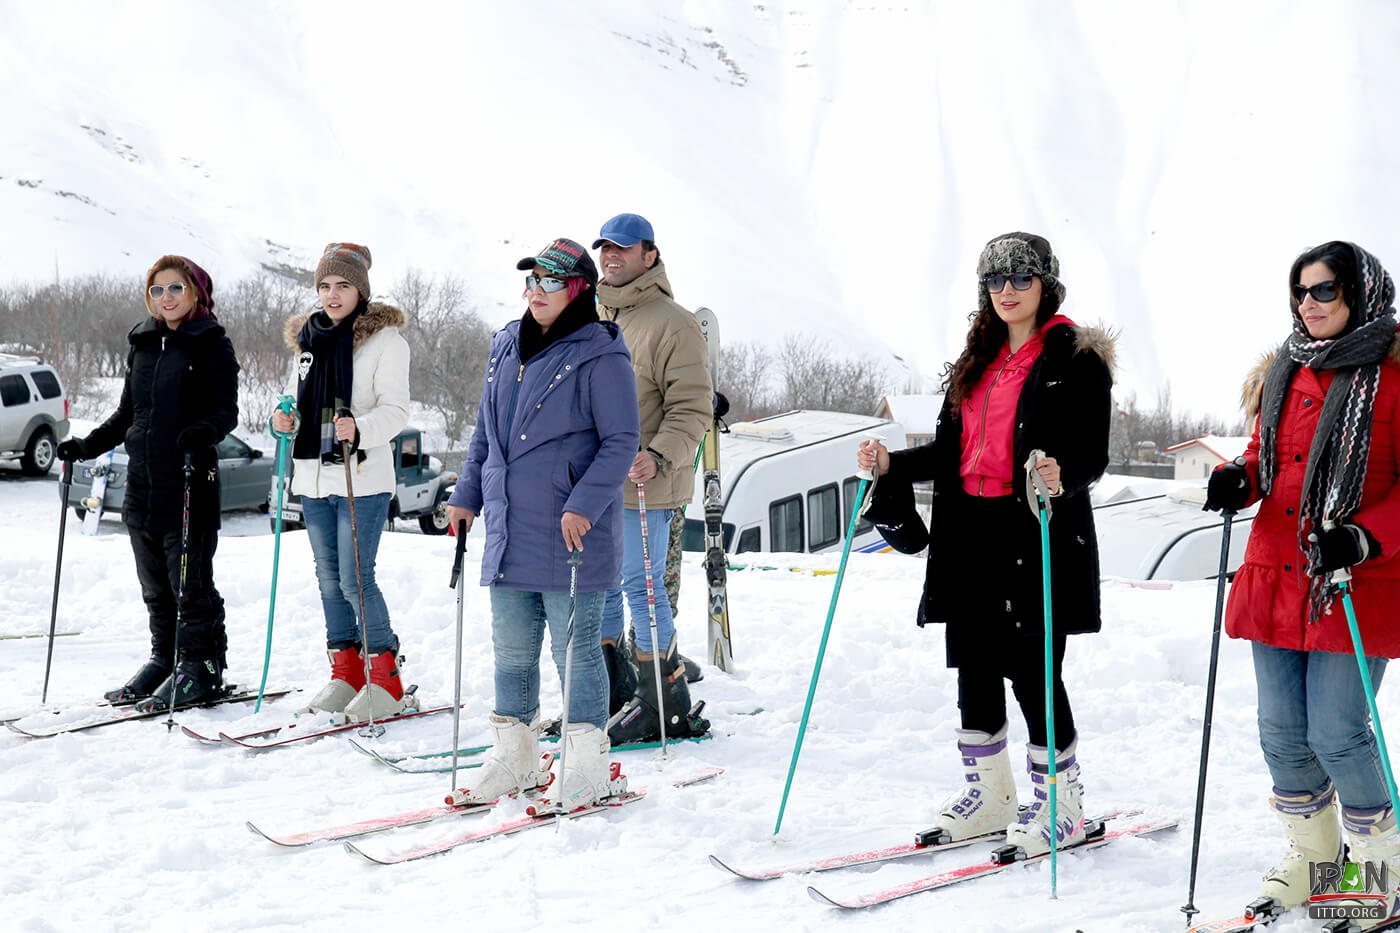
[2,463,1397,933]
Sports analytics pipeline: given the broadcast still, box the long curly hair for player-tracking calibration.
[940,280,1063,410]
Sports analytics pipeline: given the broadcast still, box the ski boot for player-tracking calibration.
[529,724,628,815]
[103,655,172,705]
[1256,784,1343,911]
[915,723,1020,845]
[344,646,418,722]
[134,656,227,712]
[448,715,552,805]
[602,638,638,717]
[607,639,709,744]
[1002,738,1086,858]
[305,643,365,714]
[1322,804,1400,930]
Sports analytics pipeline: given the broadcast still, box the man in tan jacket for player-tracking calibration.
[594,213,713,743]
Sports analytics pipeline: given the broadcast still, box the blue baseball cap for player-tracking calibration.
[592,213,655,249]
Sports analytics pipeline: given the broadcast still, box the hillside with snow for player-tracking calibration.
[4,1,1400,417]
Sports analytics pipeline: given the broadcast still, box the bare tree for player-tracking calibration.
[390,269,492,445]
[718,341,776,421]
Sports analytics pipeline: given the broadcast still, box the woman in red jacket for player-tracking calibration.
[858,232,1113,858]
[1205,240,1400,918]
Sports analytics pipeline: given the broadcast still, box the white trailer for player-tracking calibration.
[679,410,906,556]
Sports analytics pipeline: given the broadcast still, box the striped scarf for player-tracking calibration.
[1257,244,1397,622]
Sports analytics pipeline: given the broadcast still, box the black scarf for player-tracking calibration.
[294,307,362,463]
[1257,244,1397,621]
[517,290,600,363]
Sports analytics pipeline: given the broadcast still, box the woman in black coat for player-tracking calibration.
[857,232,1113,858]
[58,255,239,709]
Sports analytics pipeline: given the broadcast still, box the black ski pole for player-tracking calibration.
[1181,509,1235,926]
[338,408,382,739]
[41,459,74,704]
[448,518,467,793]
[165,452,194,732]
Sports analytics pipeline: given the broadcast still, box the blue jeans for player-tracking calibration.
[301,493,397,652]
[600,508,674,653]
[1253,641,1390,809]
[490,587,608,730]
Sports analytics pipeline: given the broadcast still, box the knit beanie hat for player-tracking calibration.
[315,242,373,300]
[977,231,1066,304]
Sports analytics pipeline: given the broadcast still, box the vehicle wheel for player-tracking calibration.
[20,428,56,476]
[419,493,451,535]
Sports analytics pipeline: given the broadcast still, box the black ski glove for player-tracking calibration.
[1204,459,1251,513]
[1310,523,1381,574]
[177,424,218,451]
[56,438,88,462]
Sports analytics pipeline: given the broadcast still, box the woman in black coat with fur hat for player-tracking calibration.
[58,255,239,709]
[857,231,1113,859]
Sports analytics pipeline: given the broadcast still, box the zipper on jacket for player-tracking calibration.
[146,333,169,490]
[969,352,1012,490]
[503,362,526,446]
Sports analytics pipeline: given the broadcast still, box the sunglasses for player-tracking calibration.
[982,273,1036,292]
[525,274,570,293]
[148,283,189,299]
[1291,280,1340,303]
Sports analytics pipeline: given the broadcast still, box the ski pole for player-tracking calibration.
[166,451,194,732]
[256,395,297,713]
[774,441,875,835]
[552,550,584,819]
[636,483,669,758]
[1180,509,1234,926]
[41,459,74,704]
[1326,522,1400,817]
[1024,449,1057,899]
[448,518,468,794]
[338,408,383,739]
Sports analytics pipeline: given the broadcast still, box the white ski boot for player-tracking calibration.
[448,715,551,806]
[531,723,628,814]
[1258,785,1343,910]
[1003,738,1086,858]
[304,645,364,714]
[921,723,1020,844]
[1329,804,1400,929]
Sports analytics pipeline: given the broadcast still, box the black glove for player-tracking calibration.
[1204,461,1251,513]
[56,438,88,462]
[176,424,218,451]
[1311,523,1380,574]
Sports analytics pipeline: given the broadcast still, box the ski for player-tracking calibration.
[217,704,453,749]
[807,815,1178,910]
[247,798,504,847]
[1184,905,1400,933]
[343,767,724,865]
[709,807,1140,881]
[6,686,296,738]
[693,306,733,672]
[349,731,715,774]
[0,631,81,640]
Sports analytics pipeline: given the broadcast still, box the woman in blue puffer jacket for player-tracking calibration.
[447,237,639,811]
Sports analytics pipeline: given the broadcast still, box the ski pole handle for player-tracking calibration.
[449,519,467,588]
[1320,520,1355,584]
[268,395,297,439]
[856,434,885,481]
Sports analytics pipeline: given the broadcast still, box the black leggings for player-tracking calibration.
[956,633,1075,752]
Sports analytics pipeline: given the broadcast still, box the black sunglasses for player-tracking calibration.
[1291,280,1340,303]
[982,273,1036,292]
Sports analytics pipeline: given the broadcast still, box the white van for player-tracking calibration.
[679,410,906,556]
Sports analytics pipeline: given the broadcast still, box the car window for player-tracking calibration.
[31,370,62,399]
[0,374,28,407]
[400,435,420,469]
[217,435,250,459]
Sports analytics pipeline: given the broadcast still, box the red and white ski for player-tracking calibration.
[247,798,503,847]
[217,704,454,749]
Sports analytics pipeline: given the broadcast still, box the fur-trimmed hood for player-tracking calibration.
[1070,322,1117,378]
[283,302,408,353]
[1240,331,1400,419]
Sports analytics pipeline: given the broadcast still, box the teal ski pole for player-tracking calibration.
[1325,522,1400,816]
[1025,449,1058,899]
[256,395,297,713]
[774,439,878,835]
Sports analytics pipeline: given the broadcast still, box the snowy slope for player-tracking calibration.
[5,2,1400,417]
[4,463,1398,931]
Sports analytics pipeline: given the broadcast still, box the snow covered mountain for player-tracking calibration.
[3,1,1399,416]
